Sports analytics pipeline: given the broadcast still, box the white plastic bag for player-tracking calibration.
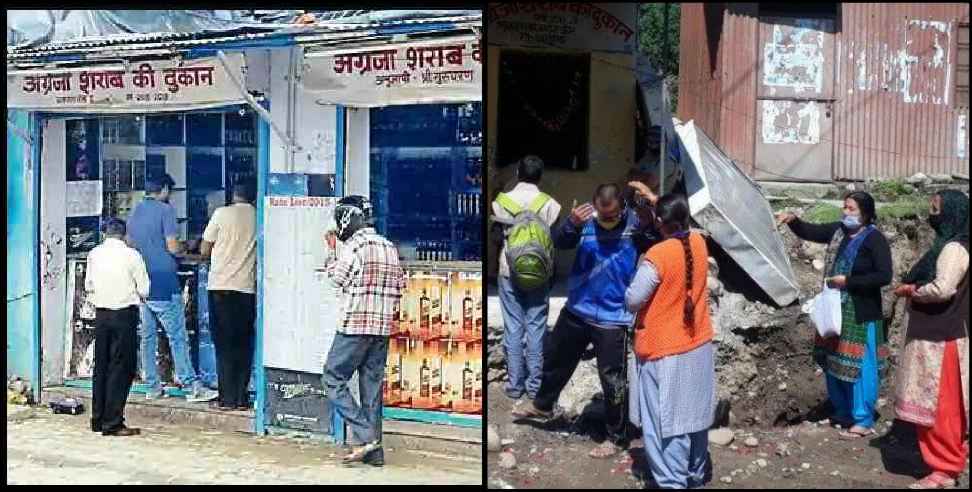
[808,285,842,338]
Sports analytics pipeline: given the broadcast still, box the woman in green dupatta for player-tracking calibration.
[777,191,894,439]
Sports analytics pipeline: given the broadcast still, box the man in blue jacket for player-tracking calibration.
[514,182,659,459]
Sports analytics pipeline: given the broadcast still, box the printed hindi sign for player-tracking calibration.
[7,53,247,113]
[302,39,482,107]
[487,2,638,54]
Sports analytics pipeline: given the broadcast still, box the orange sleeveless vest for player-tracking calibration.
[634,233,714,360]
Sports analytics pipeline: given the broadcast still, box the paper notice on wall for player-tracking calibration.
[263,197,341,374]
[65,180,103,217]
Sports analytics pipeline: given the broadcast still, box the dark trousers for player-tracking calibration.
[210,290,256,407]
[534,308,629,445]
[322,333,388,448]
[92,306,139,432]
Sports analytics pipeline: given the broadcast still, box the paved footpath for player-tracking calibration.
[6,405,482,485]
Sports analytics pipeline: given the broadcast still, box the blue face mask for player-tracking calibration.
[841,214,862,229]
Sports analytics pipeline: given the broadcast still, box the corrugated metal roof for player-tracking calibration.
[7,12,481,62]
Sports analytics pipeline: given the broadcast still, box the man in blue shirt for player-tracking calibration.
[514,182,659,459]
[127,174,217,402]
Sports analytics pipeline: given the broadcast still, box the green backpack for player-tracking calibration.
[492,192,555,291]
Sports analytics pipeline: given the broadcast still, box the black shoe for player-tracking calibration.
[363,447,385,467]
[91,422,102,433]
[102,426,141,436]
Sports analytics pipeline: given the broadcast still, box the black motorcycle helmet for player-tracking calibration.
[334,195,374,241]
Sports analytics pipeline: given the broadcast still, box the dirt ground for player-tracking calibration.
[6,404,481,485]
[486,195,970,489]
[486,382,969,489]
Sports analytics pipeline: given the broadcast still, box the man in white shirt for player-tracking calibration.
[85,218,150,437]
[201,181,257,411]
[491,155,562,401]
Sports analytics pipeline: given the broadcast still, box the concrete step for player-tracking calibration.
[41,386,482,459]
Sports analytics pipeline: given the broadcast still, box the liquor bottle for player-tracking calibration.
[419,288,431,339]
[462,289,474,340]
[430,284,442,339]
[394,351,404,404]
[419,358,431,400]
[431,356,442,405]
[475,295,483,338]
[462,361,474,402]
[474,360,483,406]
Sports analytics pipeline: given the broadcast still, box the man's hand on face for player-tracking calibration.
[325,230,338,251]
[569,203,596,226]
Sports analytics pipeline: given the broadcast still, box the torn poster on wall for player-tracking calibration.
[761,100,822,144]
[762,19,828,95]
[850,20,953,105]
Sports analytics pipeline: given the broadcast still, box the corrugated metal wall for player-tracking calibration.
[834,3,970,180]
[678,3,971,180]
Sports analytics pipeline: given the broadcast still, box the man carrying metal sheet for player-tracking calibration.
[322,195,406,466]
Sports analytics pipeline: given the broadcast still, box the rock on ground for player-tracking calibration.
[709,428,735,447]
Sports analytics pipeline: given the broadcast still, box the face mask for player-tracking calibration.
[597,218,621,230]
[841,214,862,229]
[928,213,944,231]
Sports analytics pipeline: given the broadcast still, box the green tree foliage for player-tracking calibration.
[639,3,680,112]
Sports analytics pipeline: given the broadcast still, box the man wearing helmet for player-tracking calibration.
[322,195,406,466]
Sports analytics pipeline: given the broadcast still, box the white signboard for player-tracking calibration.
[7,53,247,113]
[65,181,103,217]
[488,2,638,54]
[302,39,482,107]
[263,196,341,374]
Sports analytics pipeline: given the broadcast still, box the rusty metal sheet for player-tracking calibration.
[833,3,970,180]
[755,99,834,180]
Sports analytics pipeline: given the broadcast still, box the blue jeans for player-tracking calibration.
[826,321,880,428]
[139,295,199,389]
[498,275,550,398]
[322,333,387,446]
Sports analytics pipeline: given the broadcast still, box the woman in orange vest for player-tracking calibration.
[625,193,715,489]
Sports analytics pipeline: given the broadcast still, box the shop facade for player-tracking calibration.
[485,3,642,280]
[6,12,482,440]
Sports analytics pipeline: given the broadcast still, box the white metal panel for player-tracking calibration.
[263,197,341,374]
[345,107,370,197]
[40,119,68,386]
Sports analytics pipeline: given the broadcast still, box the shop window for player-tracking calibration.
[66,119,100,181]
[497,50,590,171]
[370,103,482,262]
[147,114,185,146]
[101,116,143,145]
[186,113,223,147]
[957,22,969,109]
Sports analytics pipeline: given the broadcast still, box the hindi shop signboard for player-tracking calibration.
[6,53,247,113]
[488,3,638,54]
[301,39,482,107]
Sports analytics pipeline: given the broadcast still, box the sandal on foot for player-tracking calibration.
[909,472,957,489]
[343,442,382,464]
[589,441,620,459]
[838,426,876,439]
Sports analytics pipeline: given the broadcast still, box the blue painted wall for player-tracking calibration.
[6,111,40,391]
